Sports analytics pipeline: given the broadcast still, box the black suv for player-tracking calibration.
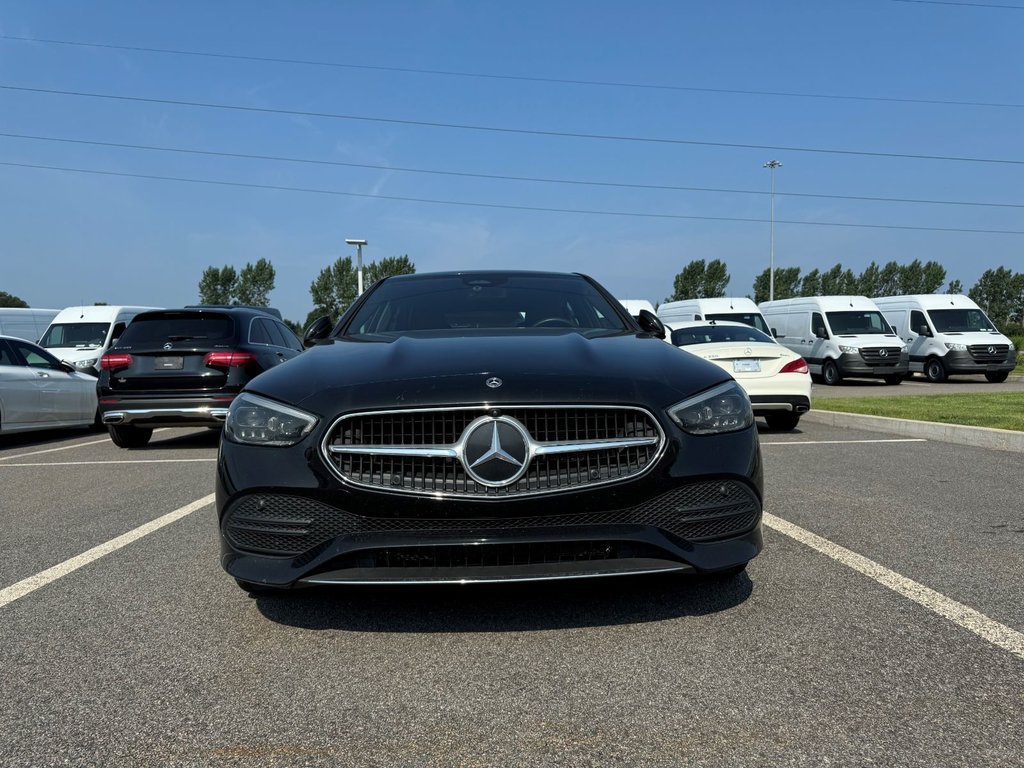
[97,306,303,447]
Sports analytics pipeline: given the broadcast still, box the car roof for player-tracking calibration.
[382,270,587,282]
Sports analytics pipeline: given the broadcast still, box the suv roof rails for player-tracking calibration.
[184,304,283,319]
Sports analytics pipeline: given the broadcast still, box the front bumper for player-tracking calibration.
[748,394,811,414]
[837,352,909,379]
[940,348,1017,375]
[100,395,234,428]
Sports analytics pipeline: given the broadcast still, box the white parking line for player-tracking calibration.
[0,459,217,467]
[0,494,215,610]
[763,512,1024,661]
[761,438,928,446]
[0,429,174,462]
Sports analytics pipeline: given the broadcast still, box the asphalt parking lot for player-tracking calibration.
[1,422,1022,767]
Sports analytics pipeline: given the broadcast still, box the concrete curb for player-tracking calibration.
[803,410,1024,454]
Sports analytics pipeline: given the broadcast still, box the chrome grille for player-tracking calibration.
[322,406,665,498]
[968,344,1009,362]
[859,347,903,365]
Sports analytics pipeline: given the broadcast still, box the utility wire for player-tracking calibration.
[2,33,1021,109]
[2,84,1024,166]
[3,160,1023,235]
[3,131,1023,210]
[890,0,1024,9]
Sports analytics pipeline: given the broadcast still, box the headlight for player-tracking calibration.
[838,345,860,354]
[944,342,968,351]
[224,393,318,446]
[1008,341,1016,351]
[668,381,753,436]
[74,358,97,369]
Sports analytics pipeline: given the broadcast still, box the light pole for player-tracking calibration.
[346,238,367,296]
[763,160,782,302]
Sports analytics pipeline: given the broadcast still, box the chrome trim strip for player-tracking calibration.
[326,436,657,458]
[102,407,230,424]
[299,564,692,586]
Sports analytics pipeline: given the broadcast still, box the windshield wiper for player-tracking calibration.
[166,335,208,341]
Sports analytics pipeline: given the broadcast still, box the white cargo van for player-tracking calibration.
[759,296,908,385]
[617,299,656,320]
[39,305,161,375]
[874,294,1017,383]
[657,297,771,335]
[0,308,60,342]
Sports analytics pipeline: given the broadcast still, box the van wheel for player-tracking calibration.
[985,371,1009,383]
[764,413,800,431]
[822,360,842,385]
[108,424,153,448]
[883,375,903,385]
[925,358,947,383]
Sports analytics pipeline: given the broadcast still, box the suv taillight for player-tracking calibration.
[100,353,133,371]
[204,351,257,368]
[780,357,809,375]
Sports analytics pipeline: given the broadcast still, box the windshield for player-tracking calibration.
[825,311,893,335]
[344,273,628,336]
[39,322,110,348]
[928,309,997,334]
[704,312,771,334]
[671,325,776,346]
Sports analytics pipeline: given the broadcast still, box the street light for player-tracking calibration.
[346,238,367,296]
[763,160,782,302]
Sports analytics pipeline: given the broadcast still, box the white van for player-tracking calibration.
[657,297,771,335]
[759,296,908,385]
[0,308,60,342]
[617,299,656,320]
[874,294,1017,383]
[39,305,161,375]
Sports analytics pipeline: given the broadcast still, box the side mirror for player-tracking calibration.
[302,316,334,348]
[636,309,666,339]
[771,327,779,338]
[814,326,829,340]
[919,325,932,337]
[58,361,77,374]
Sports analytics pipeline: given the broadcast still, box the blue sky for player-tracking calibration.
[1,0,1022,323]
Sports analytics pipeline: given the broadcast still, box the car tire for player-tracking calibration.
[985,371,1009,383]
[764,412,800,431]
[822,360,842,385]
[235,578,281,596]
[108,424,153,448]
[925,358,947,383]
[883,375,903,385]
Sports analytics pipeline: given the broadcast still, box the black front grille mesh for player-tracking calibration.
[968,344,1009,362]
[325,407,663,497]
[859,347,903,365]
[223,480,761,557]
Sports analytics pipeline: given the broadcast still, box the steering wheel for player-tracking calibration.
[530,317,573,328]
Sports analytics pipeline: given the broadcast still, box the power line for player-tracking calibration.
[890,0,1024,8]
[3,84,1024,166]
[3,159,1023,235]
[2,33,1021,109]
[4,130,1023,210]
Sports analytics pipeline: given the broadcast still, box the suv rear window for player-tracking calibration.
[117,313,235,345]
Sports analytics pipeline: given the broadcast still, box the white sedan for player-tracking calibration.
[670,321,811,430]
[0,334,98,434]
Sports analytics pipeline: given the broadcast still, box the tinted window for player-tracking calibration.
[826,311,892,335]
[117,313,235,346]
[274,322,302,350]
[40,322,110,348]
[346,274,627,335]
[0,340,18,366]
[929,309,995,333]
[249,318,273,346]
[704,312,771,334]
[672,325,776,346]
[10,339,60,368]
[812,312,826,336]
[910,310,929,335]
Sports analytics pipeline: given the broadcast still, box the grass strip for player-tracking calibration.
[815,392,1024,432]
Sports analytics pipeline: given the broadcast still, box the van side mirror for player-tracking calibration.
[302,316,333,348]
[814,326,829,340]
[771,327,778,338]
[918,325,932,337]
[636,309,666,339]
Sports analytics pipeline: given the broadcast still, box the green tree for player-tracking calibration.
[946,279,963,294]
[857,262,881,297]
[969,268,1024,326]
[752,266,801,303]
[920,260,947,294]
[666,259,730,301]
[309,256,358,322]
[198,265,238,305]
[819,263,858,295]
[799,269,821,297]
[364,254,416,286]
[876,261,903,296]
[0,291,29,307]
[235,258,276,306]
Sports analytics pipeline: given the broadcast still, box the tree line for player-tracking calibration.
[667,259,1023,328]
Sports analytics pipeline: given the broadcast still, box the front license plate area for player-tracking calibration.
[733,359,761,373]
[155,356,184,370]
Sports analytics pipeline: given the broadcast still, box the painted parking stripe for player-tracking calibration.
[763,512,1024,661]
[0,428,174,462]
[0,459,217,467]
[761,438,928,446]
[0,494,215,610]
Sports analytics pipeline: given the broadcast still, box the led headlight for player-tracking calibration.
[838,345,860,354]
[224,392,318,447]
[944,342,968,351]
[74,358,98,369]
[668,381,753,436]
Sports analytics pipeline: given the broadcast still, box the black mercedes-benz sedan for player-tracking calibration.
[217,271,763,594]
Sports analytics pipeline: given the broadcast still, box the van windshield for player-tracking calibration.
[825,311,892,335]
[928,309,996,333]
[39,322,110,348]
[704,312,770,334]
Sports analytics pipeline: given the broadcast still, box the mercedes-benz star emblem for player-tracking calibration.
[163,342,173,351]
[988,346,996,355]
[879,349,888,357]
[485,377,503,389]
[461,417,529,487]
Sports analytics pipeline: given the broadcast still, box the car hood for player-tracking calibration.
[246,330,731,416]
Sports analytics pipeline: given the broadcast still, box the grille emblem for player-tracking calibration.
[988,346,995,355]
[485,377,503,389]
[462,417,529,487]
[879,349,888,357]
[163,342,173,350]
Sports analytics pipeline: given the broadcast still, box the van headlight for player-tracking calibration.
[838,345,859,354]
[225,393,318,447]
[74,358,98,369]
[944,342,968,351]
[668,381,753,436]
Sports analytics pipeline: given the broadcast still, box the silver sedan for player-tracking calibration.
[0,334,98,434]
